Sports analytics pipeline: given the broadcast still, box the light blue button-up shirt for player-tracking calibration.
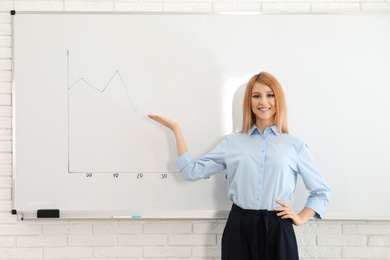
[174,125,332,219]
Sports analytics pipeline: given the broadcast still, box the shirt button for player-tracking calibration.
[256,197,260,201]
[262,150,265,153]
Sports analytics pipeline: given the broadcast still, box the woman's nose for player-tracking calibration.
[259,97,267,105]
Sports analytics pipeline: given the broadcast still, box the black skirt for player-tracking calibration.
[222,204,299,260]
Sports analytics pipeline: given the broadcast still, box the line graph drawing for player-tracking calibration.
[68,71,137,112]
[67,50,147,173]
[66,50,137,112]
[66,49,177,174]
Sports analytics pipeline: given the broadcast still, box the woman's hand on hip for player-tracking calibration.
[274,200,314,226]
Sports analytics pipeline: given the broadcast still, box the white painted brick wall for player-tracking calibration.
[68,234,117,246]
[118,234,167,245]
[342,247,390,259]
[143,246,192,258]
[44,247,93,258]
[168,234,216,245]
[343,224,390,235]
[93,223,143,234]
[115,2,163,12]
[262,3,311,12]
[1,1,390,259]
[0,248,43,259]
[369,236,390,247]
[94,246,143,258]
[317,234,366,246]
[144,223,192,234]
[17,235,68,247]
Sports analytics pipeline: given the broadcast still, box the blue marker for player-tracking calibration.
[111,216,142,219]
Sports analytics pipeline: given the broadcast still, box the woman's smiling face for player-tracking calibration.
[251,82,276,126]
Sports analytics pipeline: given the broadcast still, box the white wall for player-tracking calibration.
[1,1,390,259]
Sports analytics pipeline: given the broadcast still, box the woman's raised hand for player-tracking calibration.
[148,114,188,156]
[148,114,179,132]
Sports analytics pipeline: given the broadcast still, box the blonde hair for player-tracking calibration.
[241,72,288,134]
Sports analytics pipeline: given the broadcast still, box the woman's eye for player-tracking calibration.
[267,94,275,98]
[252,95,260,98]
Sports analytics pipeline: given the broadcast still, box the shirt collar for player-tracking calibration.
[248,124,279,136]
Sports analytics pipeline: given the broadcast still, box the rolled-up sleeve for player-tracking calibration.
[297,143,332,219]
[174,136,229,181]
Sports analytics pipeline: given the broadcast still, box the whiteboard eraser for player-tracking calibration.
[37,209,60,218]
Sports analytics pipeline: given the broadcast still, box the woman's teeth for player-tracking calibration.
[259,108,270,111]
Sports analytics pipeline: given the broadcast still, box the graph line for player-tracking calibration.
[68,70,137,112]
[67,51,137,112]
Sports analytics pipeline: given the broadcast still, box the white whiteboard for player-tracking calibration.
[13,13,390,220]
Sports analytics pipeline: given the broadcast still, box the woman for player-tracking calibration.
[148,72,331,260]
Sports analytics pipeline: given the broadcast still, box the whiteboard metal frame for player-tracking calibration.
[16,211,390,221]
[11,12,390,220]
